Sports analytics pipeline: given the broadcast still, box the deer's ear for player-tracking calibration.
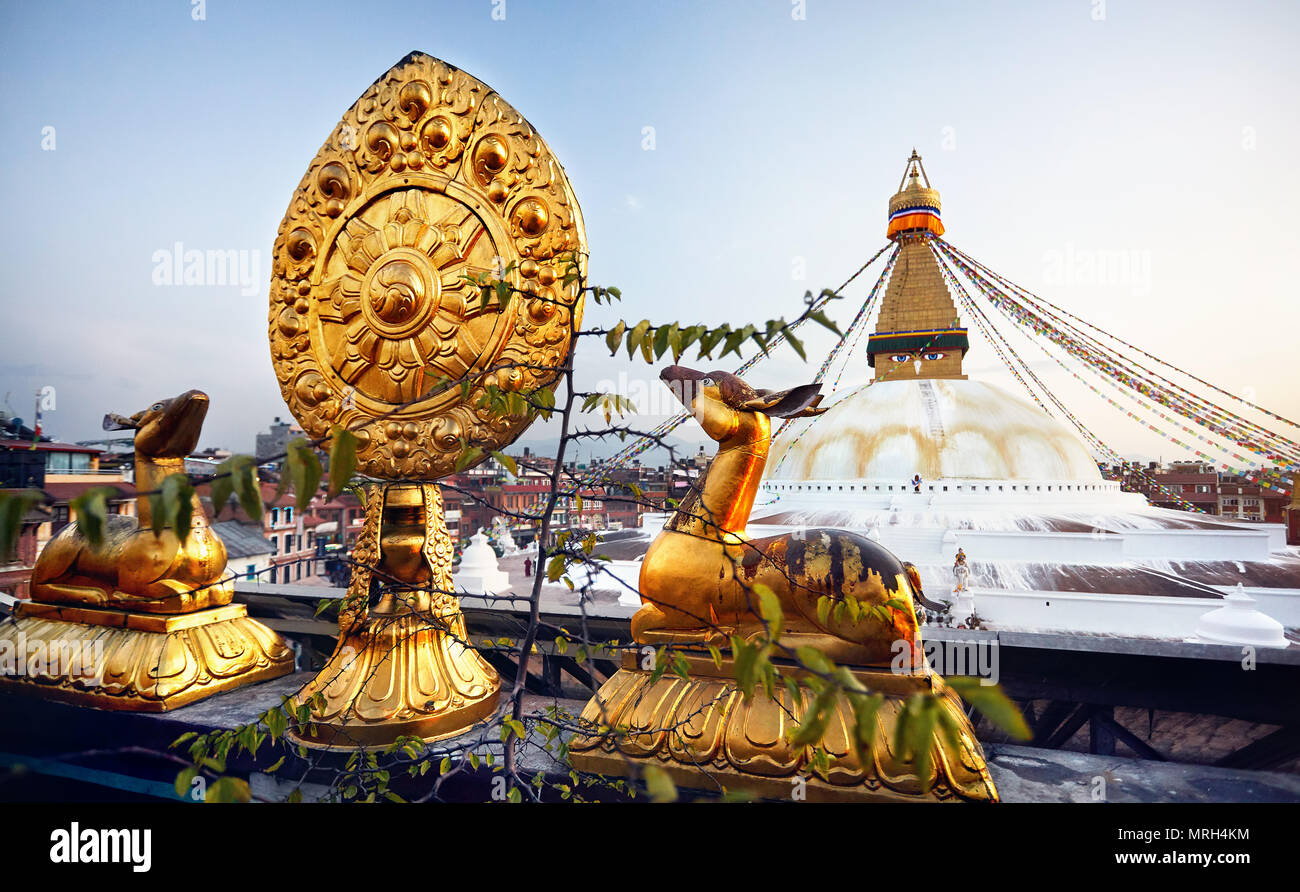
[741,383,823,418]
[102,413,136,432]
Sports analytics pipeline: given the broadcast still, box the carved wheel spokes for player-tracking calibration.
[269,52,588,479]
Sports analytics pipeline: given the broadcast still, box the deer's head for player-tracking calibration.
[104,390,210,458]
[660,365,825,443]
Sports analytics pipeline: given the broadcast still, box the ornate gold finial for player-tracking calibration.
[872,153,967,380]
[0,391,294,710]
[273,52,588,749]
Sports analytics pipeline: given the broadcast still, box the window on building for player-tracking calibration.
[270,537,278,555]
[270,565,277,584]
[296,562,302,581]
[246,564,255,581]
[284,533,293,554]
[286,507,294,523]
[297,534,303,550]
[271,508,279,525]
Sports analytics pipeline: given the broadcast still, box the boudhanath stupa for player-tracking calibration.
[745,153,1298,642]
[569,153,1298,645]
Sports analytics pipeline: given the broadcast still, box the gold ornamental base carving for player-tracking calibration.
[286,604,499,750]
[287,483,499,751]
[569,652,998,803]
[0,602,294,712]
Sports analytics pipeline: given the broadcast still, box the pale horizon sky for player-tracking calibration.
[1,0,1296,472]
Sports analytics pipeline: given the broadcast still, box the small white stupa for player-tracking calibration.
[493,517,520,555]
[1193,584,1289,648]
[453,528,512,596]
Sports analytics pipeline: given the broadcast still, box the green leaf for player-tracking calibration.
[153,473,194,544]
[809,309,843,337]
[605,320,626,355]
[0,490,42,561]
[209,459,235,517]
[69,486,114,548]
[230,455,263,524]
[789,686,836,748]
[752,582,783,640]
[174,766,198,799]
[286,438,323,512]
[785,329,806,361]
[205,776,251,804]
[454,444,483,473]
[706,644,723,669]
[642,764,678,803]
[653,324,671,359]
[946,677,1032,740]
[847,692,883,756]
[816,596,832,627]
[490,450,518,477]
[902,696,938,791]
[731,636,759,700]
[626,319,651,359]
[795,645,834,677]
[327,427,359,498]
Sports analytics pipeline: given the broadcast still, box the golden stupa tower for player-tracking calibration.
[868,150,968,381]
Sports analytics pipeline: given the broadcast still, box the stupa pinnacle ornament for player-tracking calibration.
[273,52,587,748]
[570,366,998,801]
[868,150,968,381]
[0,391,294,710]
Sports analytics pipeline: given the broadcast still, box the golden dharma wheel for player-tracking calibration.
[269,52,587,479]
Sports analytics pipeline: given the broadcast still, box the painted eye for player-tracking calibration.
[150,403,164,411]
[701,376,714,386]
[890,354,911,363]
[922,352,946,361]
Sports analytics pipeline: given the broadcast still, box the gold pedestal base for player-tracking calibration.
[287,603,499,751]
[0,601,294,712]
[569,652,997,802]
[287,483,499,751]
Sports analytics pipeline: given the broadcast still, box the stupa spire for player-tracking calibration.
[867,151,968,381]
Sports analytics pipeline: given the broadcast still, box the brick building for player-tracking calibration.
[1102,459,1290,522]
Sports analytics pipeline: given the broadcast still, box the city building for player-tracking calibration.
[0,436,135,598]
[208,481,325,585]
[255,417,303,463]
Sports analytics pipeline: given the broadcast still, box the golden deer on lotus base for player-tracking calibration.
[0,391,293,711]
[570,366,998,801]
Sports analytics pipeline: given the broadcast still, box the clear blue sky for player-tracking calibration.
[2,0,1296,467]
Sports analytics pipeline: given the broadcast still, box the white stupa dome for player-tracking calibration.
[767,378,1101,483]
[453,529,511,595]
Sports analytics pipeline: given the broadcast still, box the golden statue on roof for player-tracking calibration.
[0,391,293,710]
[269,51,585,480]
[273,51,587,748]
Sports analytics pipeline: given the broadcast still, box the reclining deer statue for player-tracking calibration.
[31,389,233,614]
[634,365,927,667]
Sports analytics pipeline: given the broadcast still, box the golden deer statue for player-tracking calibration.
[634,365,927,666]
[571,364,999,800]
[31,389,233,613]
